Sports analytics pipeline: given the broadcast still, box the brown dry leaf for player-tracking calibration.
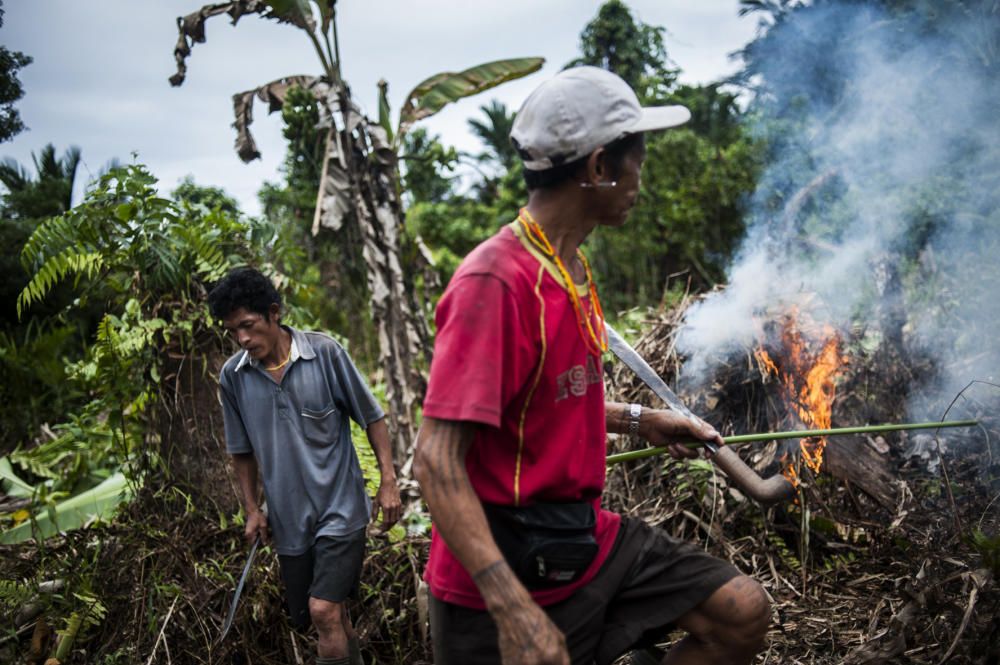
[30,617,51,662]
[169,1,269,87]
[231,75,320,161]
[311,128,352,232]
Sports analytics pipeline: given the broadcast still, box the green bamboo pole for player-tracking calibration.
[606,419,979,466]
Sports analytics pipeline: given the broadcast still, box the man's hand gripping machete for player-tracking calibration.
[605,323,795,504]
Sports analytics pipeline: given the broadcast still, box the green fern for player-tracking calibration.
[768,531,802,572]
[73,589,108,632]
[174,210,245,282]
[0,578,34,611]
[19,213,79,268]
[4,162,265,538]
[17,248,103,318]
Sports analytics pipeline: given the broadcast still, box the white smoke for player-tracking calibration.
[676,3,1000,419]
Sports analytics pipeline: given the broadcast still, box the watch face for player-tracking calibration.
[629,404,642,436]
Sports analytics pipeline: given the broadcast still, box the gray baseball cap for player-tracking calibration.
[510,65,691,171]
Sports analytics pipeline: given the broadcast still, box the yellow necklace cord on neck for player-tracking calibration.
[578,251,609,350]
[516,209,606,354]
[265,345,292,371]
[516,209,608,355]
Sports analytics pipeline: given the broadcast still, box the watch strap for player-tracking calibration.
[627,403,642,437]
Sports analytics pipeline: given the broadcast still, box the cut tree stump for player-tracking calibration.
[823,436,898,511]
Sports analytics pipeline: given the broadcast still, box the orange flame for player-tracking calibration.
[781,454,800,487]
[754,348,779,377]
[756,307,846,483]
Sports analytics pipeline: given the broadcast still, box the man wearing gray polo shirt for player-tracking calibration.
[209,267,400,665]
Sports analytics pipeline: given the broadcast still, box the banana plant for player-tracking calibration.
[169,0,542,459]
[0,456,33,498]
[0,471,130,544]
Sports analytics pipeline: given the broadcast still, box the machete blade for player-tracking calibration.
[217,535,260,644]
[604,323,718,452]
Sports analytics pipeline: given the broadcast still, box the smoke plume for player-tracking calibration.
[676,2,1000,420]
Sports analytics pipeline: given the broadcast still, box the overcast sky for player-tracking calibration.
[3,1,760,215]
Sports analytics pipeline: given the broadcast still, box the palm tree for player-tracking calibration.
[0,144,81,220]
[0,144,84,328]
[467,99,517,171]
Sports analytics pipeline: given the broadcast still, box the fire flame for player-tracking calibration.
[756,306,847,486]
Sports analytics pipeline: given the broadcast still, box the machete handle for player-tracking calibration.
[710,446,795,504]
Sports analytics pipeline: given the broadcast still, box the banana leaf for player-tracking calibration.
[0,456,33,499]
[263,0,316,31]
[396,57,544,143]
[169,1,270,87]
[0,472,131,544]
[232,75,321,161]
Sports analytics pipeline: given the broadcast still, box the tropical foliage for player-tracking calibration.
[0,145,96,453]
[0,145,83,325]
[3,164,262,542]
[257,83,381,364]
[0,1,31,144]
[567,0,678,101]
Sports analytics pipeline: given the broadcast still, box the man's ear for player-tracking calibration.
[267,302,281,324]
[583,147,609,187]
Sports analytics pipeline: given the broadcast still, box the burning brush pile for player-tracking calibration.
[605,293,999,664]
[601,3,1000,660]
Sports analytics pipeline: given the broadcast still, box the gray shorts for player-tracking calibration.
[278,528,366,629]
[430,516,740,665]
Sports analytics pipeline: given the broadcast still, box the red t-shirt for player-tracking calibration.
[422,221,621,609]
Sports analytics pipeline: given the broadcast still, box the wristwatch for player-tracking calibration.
[628,403,642,437]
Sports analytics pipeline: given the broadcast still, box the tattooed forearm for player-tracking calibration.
[442,423,466,494]
[482,561,568,662]
[606,401,631,435]
[472,559,506,582]
[472,558,535,616]
[413,417,521,609]
[414,418,570,663]
[418,419,473,503]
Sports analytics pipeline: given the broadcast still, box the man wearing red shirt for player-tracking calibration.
[414,66,770,665]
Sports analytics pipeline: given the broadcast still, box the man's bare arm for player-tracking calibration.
[413,417,568,665]
[365,417,401,529]
[605,401,635,437]
[605,401,722,459]
[231,453,268,543]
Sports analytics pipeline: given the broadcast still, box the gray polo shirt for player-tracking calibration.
[219,326,385,556]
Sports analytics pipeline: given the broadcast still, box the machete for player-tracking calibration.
[217,534,260,644]
[605,323,795,504]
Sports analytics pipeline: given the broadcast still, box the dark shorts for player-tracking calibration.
[277,528,367,630]
[430,516,741,665]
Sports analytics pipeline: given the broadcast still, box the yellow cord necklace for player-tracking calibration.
[516,208,608,356]
[265,344,292,371]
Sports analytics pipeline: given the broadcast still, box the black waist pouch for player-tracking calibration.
[483,501,599,590]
